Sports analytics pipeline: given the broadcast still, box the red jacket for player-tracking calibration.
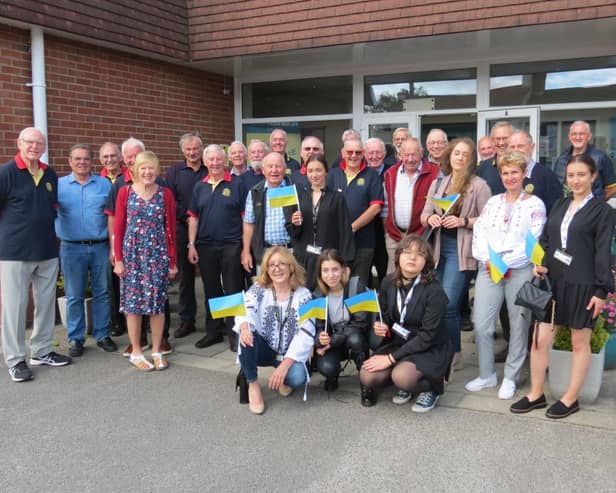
[383,159,439,241]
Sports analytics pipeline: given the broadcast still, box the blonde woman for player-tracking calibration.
[234,247,315,414]
[114,151,177,371]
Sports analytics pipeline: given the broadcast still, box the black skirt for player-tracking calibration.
[376,340,452,380]
[547,280,597,329]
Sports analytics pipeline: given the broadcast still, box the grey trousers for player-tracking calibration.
[472,265,532,382]
[1,259,59,368]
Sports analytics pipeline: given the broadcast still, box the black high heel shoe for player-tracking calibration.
[236,370,249,404]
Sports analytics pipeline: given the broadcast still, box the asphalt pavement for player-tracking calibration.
[1,286,615,492]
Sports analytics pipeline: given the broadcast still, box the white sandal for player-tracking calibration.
[129,354,154,372]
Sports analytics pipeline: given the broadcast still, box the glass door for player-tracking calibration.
[478,107,540,161]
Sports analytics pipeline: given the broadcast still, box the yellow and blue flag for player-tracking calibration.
[298,297,327,324]
[428,193,460,213]
[525,231,545,265]
[488,246,509,284]
[344,290,380,314]
[267,185,298,208]
[208,292,246,319]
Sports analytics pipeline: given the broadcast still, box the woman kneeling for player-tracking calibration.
[359,235,451,413]
[235,247,315,415]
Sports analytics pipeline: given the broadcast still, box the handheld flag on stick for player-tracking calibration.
[298,297,327,324]
[208,292,246,319]
[488,246,509,284]
[267,185,298,208]
[344,290,380,314]
[428,193,460,214]
[525,231,545,265]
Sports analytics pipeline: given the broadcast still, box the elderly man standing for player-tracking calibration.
[327,138,384,285]
[242,139,268,189]
[425,128,448,167]
[477,136,496,161]
[99,142,129,337]
[228,141,249,176]
[241,152,293,273]
[290,135,324,187]
[188,144,247,351]
[270,128,300,173]
[476,121,514,194]
[552,120,616,200]
[364,137,392,285]
[166,132,207,339]
[56,144,117,357]
[382,137,439,273]
[0,128,72,381]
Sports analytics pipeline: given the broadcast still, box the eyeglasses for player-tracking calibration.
[427,140,447,146]
[569,132,589,138]
[345,150,363,156]
[303,146,321,151]
[267,262,289,271]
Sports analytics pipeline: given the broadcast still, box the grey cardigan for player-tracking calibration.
[421,174,491,271]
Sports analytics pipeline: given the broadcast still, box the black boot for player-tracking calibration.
[360,384,376,407]
[324,376,339,392]
[236,370,249,404]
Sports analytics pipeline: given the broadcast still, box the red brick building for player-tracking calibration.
[1,1,615,170]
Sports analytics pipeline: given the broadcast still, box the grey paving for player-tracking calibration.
[1,284,615,492]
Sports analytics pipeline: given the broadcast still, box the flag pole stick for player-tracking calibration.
[374,289,383,324]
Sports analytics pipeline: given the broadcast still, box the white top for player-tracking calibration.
[472,192,546,269]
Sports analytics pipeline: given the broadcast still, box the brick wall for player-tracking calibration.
[189,0,616,60]
[0,0,189,60]
[0,24,234,175]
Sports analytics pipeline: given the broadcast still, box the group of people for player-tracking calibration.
[0,121,613,421]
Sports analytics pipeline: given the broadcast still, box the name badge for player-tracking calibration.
[391,323,410,340]
[306,244,322,255]
[554,248,573,266]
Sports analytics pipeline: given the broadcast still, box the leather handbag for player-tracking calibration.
[514,276,553,321]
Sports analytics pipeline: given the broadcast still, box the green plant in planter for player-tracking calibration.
[553,322,610,354]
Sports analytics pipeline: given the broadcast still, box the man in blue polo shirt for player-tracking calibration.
[327,137,385,285]
[56,144,117,357]
[188,144,247,351]
[0,127,72,381]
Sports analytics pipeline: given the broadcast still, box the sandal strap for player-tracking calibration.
[130,354,154,370]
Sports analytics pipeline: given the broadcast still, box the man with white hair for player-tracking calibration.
[270,128,300,173]
[425,128,448,166]
[331,129,361,168]
[243,139,268,189]
[228,141,248,176]
[290,135,324,187]
[552,120,616,200]
[0,128,72,381]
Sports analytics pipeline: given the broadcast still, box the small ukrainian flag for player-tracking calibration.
[488,246,509,284]
[208,292,246,319]
[344,290,380,314]
[298,297,327,324]
[428,193,460,212]
[267,185,298,208]
[525,231,545,265]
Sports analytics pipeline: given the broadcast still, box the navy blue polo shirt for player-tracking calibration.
[240,168,265,190]
[0,156,58,260]
[188,171,247,246]
[476,157,505,195]
[165,160,208,222]
[326,159,384,249]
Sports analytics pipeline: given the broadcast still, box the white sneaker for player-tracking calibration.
[465,373,497,392]
[498,378,516,400]
[392,389,413,405]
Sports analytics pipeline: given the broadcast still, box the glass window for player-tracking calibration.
[242,76,352,118]
[490,56,616,106]
[540,109,616,166]
[242,119,352,162]
[364,69,476,113]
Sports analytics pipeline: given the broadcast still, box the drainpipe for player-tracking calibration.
[27,27,48,163]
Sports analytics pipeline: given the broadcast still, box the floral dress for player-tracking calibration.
[119,186,169,315]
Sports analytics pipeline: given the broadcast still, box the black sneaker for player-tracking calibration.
[69,340,84,357]
[324,377,339,392]
[30,351,72,367]
[97,337,118,352]
[9,361,33,382]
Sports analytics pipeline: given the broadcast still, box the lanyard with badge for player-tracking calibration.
[555,193,593,266]
[391,275,421,340]
[272,289,295,359]
[306,190,324,256]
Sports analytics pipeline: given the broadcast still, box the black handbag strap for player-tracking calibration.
[532,275,552,292]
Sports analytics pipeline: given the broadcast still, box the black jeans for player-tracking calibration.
[176,221,197,323]
[315,326,368,379]
[196,243,242,337]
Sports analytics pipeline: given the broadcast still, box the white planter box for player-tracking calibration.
[57,296,94,335]
[549,346,605,403]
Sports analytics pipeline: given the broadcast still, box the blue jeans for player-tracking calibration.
[60,241,111,343]
[437,234,472,353]
[239,332,308,387]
